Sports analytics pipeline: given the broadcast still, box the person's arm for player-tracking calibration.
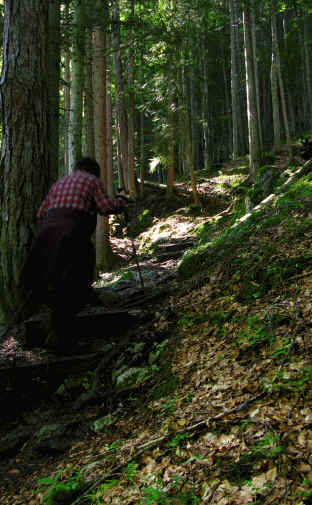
[93,178,125,215]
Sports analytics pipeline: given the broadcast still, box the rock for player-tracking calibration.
[34,421,77,454]
[92,414,117,433]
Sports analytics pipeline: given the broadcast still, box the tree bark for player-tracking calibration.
[112,0,129,192]
[242,0,262,180]
[69,0,85,170]
[48,0,60,182]
[0,0,50,322]
[84,28,95,158]
[128,0,137,199]
[271,0,292,156]
[92,11,115,271]
[271,0,281,153]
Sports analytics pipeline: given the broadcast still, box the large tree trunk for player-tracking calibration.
[0,0,50,323]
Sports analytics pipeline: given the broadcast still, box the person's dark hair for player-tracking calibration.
[74,157,100,178]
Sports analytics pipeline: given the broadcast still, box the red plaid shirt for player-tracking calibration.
[38,170,124,222]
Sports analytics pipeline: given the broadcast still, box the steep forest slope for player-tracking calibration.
[2,143,312,504]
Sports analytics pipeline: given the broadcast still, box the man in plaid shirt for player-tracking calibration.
[20,157,126,354]
[37,162,124,222]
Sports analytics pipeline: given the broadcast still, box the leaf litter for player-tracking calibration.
[3,164,312,504]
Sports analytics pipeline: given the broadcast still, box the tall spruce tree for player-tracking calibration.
[0,0,50,322]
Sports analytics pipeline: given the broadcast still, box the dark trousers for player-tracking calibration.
[20,208,97,350]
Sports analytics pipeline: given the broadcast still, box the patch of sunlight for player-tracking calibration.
[149,156,161,173]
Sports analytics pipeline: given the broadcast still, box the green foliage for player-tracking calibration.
[251,432,283,459]
[132,209,154,236]
[227,433,282,486]
[36,469,86,505]
[149,339,168,364]
[160,397,177,417]
[87,480,118,504]
[236,316,274,349]
[123,462,139,484]
[166,433,189,448]
[178,312,196,327]
[292,479,312,501]
[152,376,178,400]
[114,365,160,392]
[178,169,312,281]
[140,480,200,505]
[262,367,312,393]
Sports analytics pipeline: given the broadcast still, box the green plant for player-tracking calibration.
[87,480,118,504]
[271,337,292,360]
[36,469,86,505]
[160,397,177,417]
[251,432,283,459]
[239,418,251,432]
[140,479,200,505]
[123,462,139,484]
[178,312,195,327]
[149,339,168,365]
[106,439,122,453]
[166,433,189,448]
[292,478,312,501]
[262,366,312,393]
[236,316,274,349]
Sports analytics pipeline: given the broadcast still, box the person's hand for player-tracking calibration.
[116,193,129,204]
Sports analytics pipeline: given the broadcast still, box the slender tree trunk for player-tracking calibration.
[128,0,136,199]
[92,22,114,271]
[84,28,95,158]
[112,0,129,191]
[167,55,175,198]
[271,2,281,152]
[230,0,247,158]
[251,1,263,152]
[64,4,71,175]
[242,0,262,180]
[106,34,114,198]
[69,0,85,170]
[271,0,292,156]
[183,107,200,206]
[303,10,312,125]
[48,0,60,182]
[139,52,145,197]
[0,0,50,322]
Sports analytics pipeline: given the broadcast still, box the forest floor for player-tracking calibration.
[2,145,312,504]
